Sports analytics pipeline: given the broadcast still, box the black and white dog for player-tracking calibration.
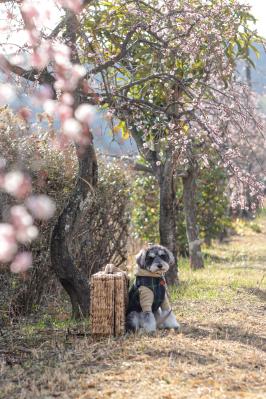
[126,244,180,333]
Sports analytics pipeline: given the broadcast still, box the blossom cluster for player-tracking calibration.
[0,0,94,272]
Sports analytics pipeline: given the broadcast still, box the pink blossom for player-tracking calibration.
[43,99,58,116]
[18,225,39,243]
[11,206,33,228]
[26,195,56,220]
[34,85,53,105]
[0,84,16,105]
[75,104,95,124]
[18,107,32,121]
[0,224,17,263]
[10,206,38,243]
[52,42,71,66]
[31,43,51,70]
[0,158,6,170]
[21,2,39,19]
[62,93,74,106]
[25,28,40,47]
[3,171,32,199]
[58,103,73,121]
[10,252,32,274]
[105,111,114,121]
[62,118,82,140]
[56,0,83,13]
[72,65,86,79]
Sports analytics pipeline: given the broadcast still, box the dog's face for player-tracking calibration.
[136,245,175,273]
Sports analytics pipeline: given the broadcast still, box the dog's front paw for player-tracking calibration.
[126,311,140,332]
[140,311,156,334]
[159,310,181,331]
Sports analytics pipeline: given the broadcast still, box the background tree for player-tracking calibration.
[131,160,230,254]
[80,0,265,273]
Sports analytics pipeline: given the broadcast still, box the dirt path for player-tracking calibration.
[1,217,266,399]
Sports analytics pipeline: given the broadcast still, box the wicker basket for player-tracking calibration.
[90,264,128,336]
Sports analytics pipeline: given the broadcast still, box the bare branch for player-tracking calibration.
[133,163,154,174]
[86,26,140,77]
[0,54,55,85]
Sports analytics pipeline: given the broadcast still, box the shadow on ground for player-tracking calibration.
[243,287,266,302]
[181,322,266,352]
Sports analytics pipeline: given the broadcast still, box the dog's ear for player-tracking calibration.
[165,248,175,266]
[136,248,147,268]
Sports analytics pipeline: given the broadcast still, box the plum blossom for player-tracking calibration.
[10,252,32,273]
[58,103,73,121]
[18,107,32,121]
[62,118,82,140]
[34,85,53,105]
[3,171,32,199]
[0,84,16,105]
[56,0,83,13]
[52,42,71,67]
[26,195,56,220]
[0,224,17,263]
[21,2,39,20]
[62,93,74,106]
[31,42,51,70]
[10,206,38,243]
[75,104,96,124]
[43,99,58,116]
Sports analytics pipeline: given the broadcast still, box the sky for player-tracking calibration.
[247,0,266,37]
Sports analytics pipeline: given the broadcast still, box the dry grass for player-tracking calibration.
[0,216,265,399]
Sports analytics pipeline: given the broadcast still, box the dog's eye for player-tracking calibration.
[160,253,169,261]
[146,255,155,266]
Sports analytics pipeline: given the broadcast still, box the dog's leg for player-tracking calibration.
[160,309,180,331]
[126,311,140,332]
[140,311,156,333]
[155,308,162,325]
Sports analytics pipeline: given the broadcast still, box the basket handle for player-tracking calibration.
[104,263,115,274]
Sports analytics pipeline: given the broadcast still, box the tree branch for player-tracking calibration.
[85,26,140,77]
[0,55,55,85]
[133,163,154,174]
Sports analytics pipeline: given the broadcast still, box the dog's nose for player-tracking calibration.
[157,264,163,269]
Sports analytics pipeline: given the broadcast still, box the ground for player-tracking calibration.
[0,214,265,399]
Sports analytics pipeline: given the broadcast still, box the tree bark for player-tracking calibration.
[50,142,98,318]
[159,159,179,285]
[182,166,204,270]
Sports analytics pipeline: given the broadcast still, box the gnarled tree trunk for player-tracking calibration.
[50,9,99,319]
[50,142,98,318]
[182,166,204,270]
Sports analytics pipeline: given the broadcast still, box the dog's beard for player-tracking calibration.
[149,260,169,273]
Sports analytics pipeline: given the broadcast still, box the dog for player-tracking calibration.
[126,244,180,333]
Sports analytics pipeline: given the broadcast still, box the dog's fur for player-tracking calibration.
[126,244,180,333]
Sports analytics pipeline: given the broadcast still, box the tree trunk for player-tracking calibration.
[49,10,100,319]
[159,159,179,285]
[130,129,179,284]
[50,141,98,318]
[182,167,204,270]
